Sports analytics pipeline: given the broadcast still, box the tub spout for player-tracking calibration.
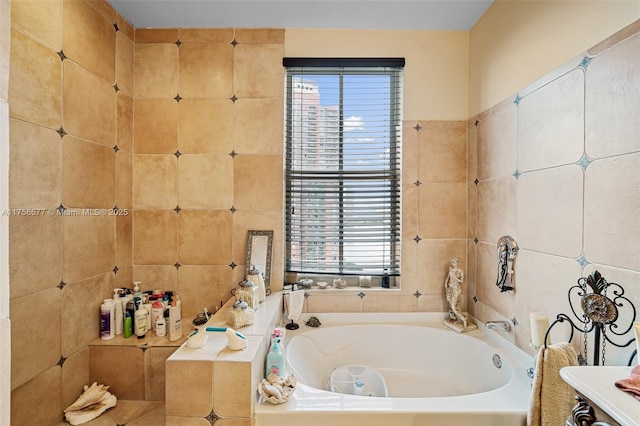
[485,321,512,333]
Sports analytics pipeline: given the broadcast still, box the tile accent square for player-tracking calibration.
[178,210,232,265]
[179,42,233,99]
[178,99,233,154]
[133,99,178,154]
[177,154,233,209]
[134,43,178,98]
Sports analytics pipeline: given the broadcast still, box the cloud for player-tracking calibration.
[344,115,365,132]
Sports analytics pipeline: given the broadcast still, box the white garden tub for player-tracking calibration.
[255,312,533,426]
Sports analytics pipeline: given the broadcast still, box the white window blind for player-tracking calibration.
[284,58,403,278]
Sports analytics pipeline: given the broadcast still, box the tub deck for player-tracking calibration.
[255,313,532,426]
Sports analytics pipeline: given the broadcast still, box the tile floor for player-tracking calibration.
[59,400,165,426]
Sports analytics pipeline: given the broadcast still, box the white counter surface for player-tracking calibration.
[560,366,640,426]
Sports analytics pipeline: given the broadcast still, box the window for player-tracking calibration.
[284,58,404,286]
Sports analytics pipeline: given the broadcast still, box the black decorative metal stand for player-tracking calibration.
[544,270,637,366]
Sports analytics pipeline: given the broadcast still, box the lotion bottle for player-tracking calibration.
[265,341,284,378]
[168,297,183,341]
[134,303,148,339]
[123,311,132,338]
[100,299,115,340]
[113,289,123,335]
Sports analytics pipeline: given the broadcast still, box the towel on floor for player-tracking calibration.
[527,342,579,426]
[615,365,640,400]
[286,289,305,322]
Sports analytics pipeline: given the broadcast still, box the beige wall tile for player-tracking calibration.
[517,68,584,172]
[61,347,89,409]
[178,210,232,265]
[178,154,233,209]
[133,154,177,209]
[9,214,61,299]
[10,287,61,389]
[127,405,166,425]
[116,213,132,268]
[475,242,515,318]
[133,210,178,265]
[467,118,478,182]
[234,155,283,211]
[418,183,466,239]
[179,28,234,43]
[116,265,133,289]
[61,272,114,357]
[133,99,178,154]
[63,0,115,83]
[418,121,467,183]
[514,249,582,345]
[144,346,177,401]
[88,0,116,23]
[62,135,115,208]
[165,359,213,416]
[134,43,178,98]
[9,118,61,208]
[62,60,116,147]
[89,346,145,400]
[179,42,234,99]
[404,238,467,297]
[402,121,419,185]
[234,99,284,155]
[465,239,477,316]
[517,165,583,258]
[9,29,61,128]
[230,210,283,281]
[477,99,517,181]
[235,29,284,44]
[362,292,417,312]
[11,366,62,426]
[215,418,252,426]
[178,265,233,321]
[213,360,252,418]
[0,2,7,102]
[11,0,63,52]
[584,153,640,271]
[467,182,476,239]
[305,293,361,313]
[117,92,133,152]
[402,183,418,239]
[476,177,516,244]
[135,28,179,43]
[133,265,178,294]
[116,31,134,96]
[586,33,640,159]
[417,292,449,312]
[178,99,233,154]
[116,151,132,209]
[116,13,135,41]
[62,215,115,282]
[234,43,284,99]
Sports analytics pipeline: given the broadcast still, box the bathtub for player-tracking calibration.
[255,312,533,426]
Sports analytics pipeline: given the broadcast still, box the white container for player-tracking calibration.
[151,299,164,331]
[236,279,260,310]
[134,305,147,339]
[156,316,166,337]
[113,290,123,335]
[100,299,115,340]
[169,304,183,341]
[247,266,266,303]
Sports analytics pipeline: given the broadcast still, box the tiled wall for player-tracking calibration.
[130,28,285,320]
[468,22,640,364]
[8,0,134,424]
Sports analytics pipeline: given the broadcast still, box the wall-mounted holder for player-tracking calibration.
[544,270,637,366]
[496,235,518,292]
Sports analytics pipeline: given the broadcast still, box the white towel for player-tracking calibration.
[286,290,305,321]
[527,342,579,426]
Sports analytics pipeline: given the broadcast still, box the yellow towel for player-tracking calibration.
[527,342,579,426]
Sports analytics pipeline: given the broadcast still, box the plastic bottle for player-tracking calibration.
[156,316,166,337]
[113,289,123,335]
[265,341,285,378]
[151,299,164,331]
[135,303,148,339]
[123,311,132,338]
[168,297,183,342]
[100,299,115,340]
[133,281,143,299]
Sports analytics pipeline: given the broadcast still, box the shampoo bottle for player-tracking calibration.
[265,341,284,378]
[168,297,182,341]
[151,298,164,331]
[100,299,115,340]
[135,304,148,339]
[123,311,132,338]
[113,289,123,335]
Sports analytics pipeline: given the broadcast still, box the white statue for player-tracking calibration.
[444,256,471,331]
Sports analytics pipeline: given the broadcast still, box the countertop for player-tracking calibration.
[560,366,640,426]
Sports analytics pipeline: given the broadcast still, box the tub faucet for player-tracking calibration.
[485,321,512,333]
